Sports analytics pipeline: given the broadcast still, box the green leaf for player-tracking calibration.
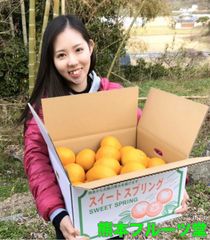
[162,203,178,215]
[119,210,130,217]
[119,215,132,223]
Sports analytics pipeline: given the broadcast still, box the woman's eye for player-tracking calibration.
[76,48,83,52]
[57,53,66,59]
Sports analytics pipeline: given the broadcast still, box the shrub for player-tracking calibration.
[121,58,169,82]
[0,38,28,97]
[196,16,209,23]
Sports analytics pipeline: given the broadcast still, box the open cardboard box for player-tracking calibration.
[29,87,210,239]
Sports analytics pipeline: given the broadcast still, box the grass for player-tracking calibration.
[0,208,54,239]
[136,77,210,98]
[133,77,210,111]
[0,153,28,201]
[187,182,210,211]
[0,152,55,239]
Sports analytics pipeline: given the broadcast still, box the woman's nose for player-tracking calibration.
[67,54,78,66]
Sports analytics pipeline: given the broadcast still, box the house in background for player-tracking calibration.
[174,13,197,29]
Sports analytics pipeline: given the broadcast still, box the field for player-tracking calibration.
[127,25,210,54]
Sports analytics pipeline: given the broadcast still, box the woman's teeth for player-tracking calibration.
[69,69,80,74]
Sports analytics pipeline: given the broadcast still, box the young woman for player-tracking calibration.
[19,15,188,240]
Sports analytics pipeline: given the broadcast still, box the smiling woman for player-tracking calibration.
[18,14,134,240]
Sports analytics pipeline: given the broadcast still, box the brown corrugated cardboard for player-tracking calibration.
[137,88,209,162]
[42,87,138,152]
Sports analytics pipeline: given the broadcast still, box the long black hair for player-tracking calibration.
[19,15,96,123]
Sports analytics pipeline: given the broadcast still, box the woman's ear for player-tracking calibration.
[89,39,95,54]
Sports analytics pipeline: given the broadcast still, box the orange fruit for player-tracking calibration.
[148,157,166,168]
[56,146,75,166]
[120,161,146,174]
[156,188,173,204]
[96,146,121,161]
[146,201,163,217]
[76,148,95,171]
[136,149,147,157]
[121,148,147,166]
[143,157,151,168]
[94,157,121,174]
[65,163,85,183]
[100,136,122,150]
[72,181,84,186]
[86,165,117,181]
[131,201,149,219]
[120,146,135,156]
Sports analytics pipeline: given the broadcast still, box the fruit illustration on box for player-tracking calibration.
[131,201,149,219]
[146,201,163,217]
[55,135,167,184]
[157,188,173,204]
[117,187,175,224]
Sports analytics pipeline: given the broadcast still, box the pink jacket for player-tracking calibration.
[24,78,142,221]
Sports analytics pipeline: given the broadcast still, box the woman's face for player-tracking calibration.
[53,27,94,92]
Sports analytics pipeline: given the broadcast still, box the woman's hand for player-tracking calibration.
[175,189,189,214]
[60,215,89,240]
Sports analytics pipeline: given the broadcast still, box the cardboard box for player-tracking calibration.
[29,87,210,239]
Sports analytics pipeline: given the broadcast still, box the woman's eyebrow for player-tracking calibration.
[55,48,67,54]
[73,43,83,48]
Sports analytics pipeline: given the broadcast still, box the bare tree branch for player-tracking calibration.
[107,0,146,78]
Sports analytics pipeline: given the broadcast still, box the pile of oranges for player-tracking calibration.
[56,136,166,185]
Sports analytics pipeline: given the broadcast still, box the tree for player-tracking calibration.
[53,0,60,18]
[28,0,36,94]
[20,0,27,47]
[127,0,170,19]
[38,0,51,63]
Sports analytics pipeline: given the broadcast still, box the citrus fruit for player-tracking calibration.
[120,161,146,174]
[94,157,121,174]
[148,157,166,168]
[120,146,135,156]
[121,148,147,166]
[136,149,147,157]
[131,201,149,219]
[65,163,85,183]
[146,201,163,217]
[96,145,121,161]
[56,146,75,166]
[72,181,84,186]
[76,148,95,171]
[86,165,117,181]
[100,136,122,150]
[156,188,173,204]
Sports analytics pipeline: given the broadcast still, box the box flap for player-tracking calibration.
[76,156,210,189]
[28,103,74,215]
[42,87,138,142]
[137,88,209,161]
[27,104,68,175]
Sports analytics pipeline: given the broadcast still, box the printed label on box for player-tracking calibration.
[72,168,187,239]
